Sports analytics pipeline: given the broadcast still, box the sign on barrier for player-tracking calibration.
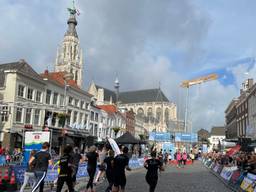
[13,157,145,184]
[220,166,237,181]
[240,177,254,192]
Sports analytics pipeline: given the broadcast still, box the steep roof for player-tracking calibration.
[95,84,117,103]
[41,71,92,97]
[41,71,79,88]
[119,88,169,104]
[97,105,117,113]
[210,126,225,136]
[0,60,44,87]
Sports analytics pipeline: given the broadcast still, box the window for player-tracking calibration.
[46,90,51,104]
[60,95,64,106]
[68,97,73,105]
[53,92,58,105]
[16,107,23,123]
[25,108,32,124]
[80,101,84,109]
[66,110,72,126]
[36,91,42,102]
[27,88,33,100]
[91,111,94,121]
[1,106,9,122]
[34,109,40,125]
[18,85,25,97]
[95,113,98,122]
[73,111,78,125]
[75,99,79,107]
[86,103,89,110]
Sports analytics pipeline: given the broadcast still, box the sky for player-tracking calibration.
[1,0,256,132]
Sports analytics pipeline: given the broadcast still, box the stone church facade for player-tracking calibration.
[88,82,177,133]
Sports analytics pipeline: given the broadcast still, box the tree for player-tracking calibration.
[112,127,121,138]
[139,134,145,140]
[57,113,70,127]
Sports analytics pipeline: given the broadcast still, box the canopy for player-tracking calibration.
[115,132,143,144]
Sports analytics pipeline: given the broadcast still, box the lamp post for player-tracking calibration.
[60,71,74,155]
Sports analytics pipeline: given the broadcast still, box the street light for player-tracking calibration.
[60,71,74,155]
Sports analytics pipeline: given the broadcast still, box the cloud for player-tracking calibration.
[4,0,249,132]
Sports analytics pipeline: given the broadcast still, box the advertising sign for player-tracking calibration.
[202,144,208,153]
[24,131,50,162]
[149,132,171,141]
[175,133,198,143]
[162,142,175,157]
[25,131,50,150]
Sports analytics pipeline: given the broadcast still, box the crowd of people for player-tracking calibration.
[0,144,23,165]
[203,150,256,174]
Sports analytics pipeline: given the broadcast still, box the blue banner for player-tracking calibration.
[149,132,171,141]
[13,158,145,184]
[175,133,198,142]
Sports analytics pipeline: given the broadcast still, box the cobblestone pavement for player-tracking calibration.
[94,161,232,192]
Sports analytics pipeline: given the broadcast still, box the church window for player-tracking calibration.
[70,46,73,60]
[147,108,153,123]
[165,108,169,123]
[156,107,162,123]
[137,108,144,119]
[74,45,77,59]
[63,45,66,58]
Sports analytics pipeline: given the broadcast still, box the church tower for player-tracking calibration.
[55,2,83,88]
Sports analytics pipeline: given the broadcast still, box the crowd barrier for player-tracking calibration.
[201,158,256,192]
[9,157,145,186]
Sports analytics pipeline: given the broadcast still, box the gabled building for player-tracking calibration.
[88,81,177,133]
[209,126,225,151]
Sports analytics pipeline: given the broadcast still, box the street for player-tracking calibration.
[95,161,232,192]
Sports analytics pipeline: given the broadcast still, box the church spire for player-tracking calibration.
[65,0,78,38]
[54,0,84,88]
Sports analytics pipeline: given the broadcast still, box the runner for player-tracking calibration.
[163,150,169,165]
[176,150,182,168]
[144,151,164,192]
[182,152,187,167]
[72,147,83,188]
[94,146,107,183]
[19,150,37,192]
[56,145,74,192]
[189,151,195,164]
[30,142,52,192]
[104,149,115,192]
[112,146,131,192]
[85,145,98,192]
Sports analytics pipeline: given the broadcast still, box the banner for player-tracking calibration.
[202,144,208,153]
[220,166,237,181]
[175,133,198,143]
[24,131,50,162]
[240,177,254,192]
[149,132,171,142]
[13,157,144,184]
[108,138,121,156]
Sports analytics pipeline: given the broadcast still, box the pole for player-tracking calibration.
[184,88,189,133]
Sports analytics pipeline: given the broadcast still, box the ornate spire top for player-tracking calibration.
[65,0,78,37]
